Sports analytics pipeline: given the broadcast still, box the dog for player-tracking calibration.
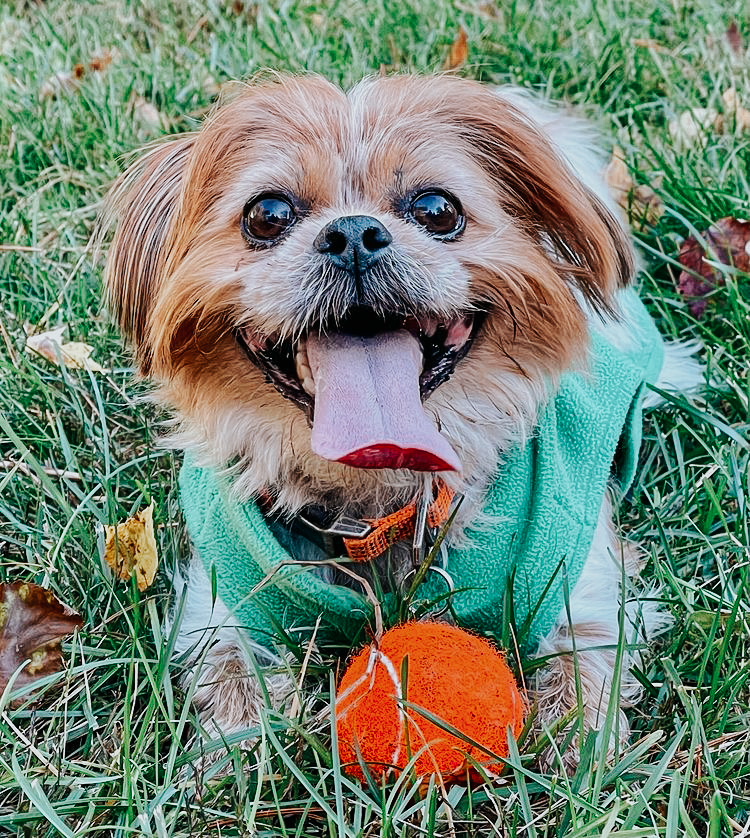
[103,73,701,769]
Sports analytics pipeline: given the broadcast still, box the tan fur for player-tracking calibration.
[101,75,683,774]
[104,74,634,520]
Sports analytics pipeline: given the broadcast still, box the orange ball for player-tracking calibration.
[336,622,525,782]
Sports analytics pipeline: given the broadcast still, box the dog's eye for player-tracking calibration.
[242,194,296,243]
[408,191,464,238]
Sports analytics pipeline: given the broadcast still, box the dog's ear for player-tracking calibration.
[103,134,196,373]
[455,90,634,313]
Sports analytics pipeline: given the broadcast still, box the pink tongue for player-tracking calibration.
[306,330,461,471]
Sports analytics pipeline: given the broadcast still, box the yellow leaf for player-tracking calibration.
[59,341,106,372]
[25,327,105,372]
[104,503,159,592]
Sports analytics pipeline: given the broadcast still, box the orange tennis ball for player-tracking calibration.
[336,622,525,781]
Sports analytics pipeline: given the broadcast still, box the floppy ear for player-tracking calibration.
[455,91,634,313]
[103,134,196,373]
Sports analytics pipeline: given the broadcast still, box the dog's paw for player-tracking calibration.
[187,646,295,761]
[533,644,631,772]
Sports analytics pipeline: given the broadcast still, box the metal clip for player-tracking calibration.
[401,565,456,618]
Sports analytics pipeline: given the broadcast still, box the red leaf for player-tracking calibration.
[726,21,743,55]
[0,582,82,701]
[677,217,750,316]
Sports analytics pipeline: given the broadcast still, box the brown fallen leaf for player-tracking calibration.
[604,145,632,196]
[445,27,469,70]
[105,503,159,592]
[0,582,82,699]
[604,146,664,228]
[25,326,105,373]
[88,47,118,73]
[677,217,750,316]
[631,183,664,227]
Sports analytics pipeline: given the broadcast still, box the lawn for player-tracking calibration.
[1,0,749,835]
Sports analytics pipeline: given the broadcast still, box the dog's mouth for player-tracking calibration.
[237,307,483,472]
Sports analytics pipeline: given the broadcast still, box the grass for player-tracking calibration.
[1,0,749,834]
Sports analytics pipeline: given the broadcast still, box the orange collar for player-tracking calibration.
[260,479,455,563]
[342,478,455,562]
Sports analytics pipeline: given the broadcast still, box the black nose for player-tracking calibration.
[313,215,393,272]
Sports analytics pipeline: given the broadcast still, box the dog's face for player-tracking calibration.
[106,74,632,513]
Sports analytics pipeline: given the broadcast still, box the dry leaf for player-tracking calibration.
[668,108,722,147]
[726,21,743,55]
[669,91,750,147]
[133,96,164,132]
[632,37,666,51]
[604,146,633,196]
[105,503,159,592]
[604,146,664,227]
[40,48,116,99]
[445,27,469,70]
[721,88,750,131]
[631,183,664,226]
[40,70,80,100]
[0,582,82,699]
[678,217,750,317]
[88,47,118,73]
[25,326,105,372]
[476,2,500,20]
[202,75,220,96]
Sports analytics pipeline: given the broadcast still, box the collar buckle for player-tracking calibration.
[293,508,372,556]
[298,511,373,540]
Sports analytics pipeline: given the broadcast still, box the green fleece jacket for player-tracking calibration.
[179,288,664,652]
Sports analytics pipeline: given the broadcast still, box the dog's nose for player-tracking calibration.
[314,215,393,272]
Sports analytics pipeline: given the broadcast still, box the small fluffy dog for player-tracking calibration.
[105,74,700,767]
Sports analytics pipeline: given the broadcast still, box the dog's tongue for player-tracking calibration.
[306,330,460,471]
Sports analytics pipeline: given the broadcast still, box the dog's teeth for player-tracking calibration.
[295,339,314,389]
[421,318,438,337]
